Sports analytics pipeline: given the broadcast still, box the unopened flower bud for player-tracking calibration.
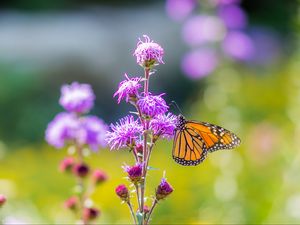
[59,157,75,172]
[64,196,77,210]
[123,163,143,184]
[143,205,150,214]
[83,207,100,221]
[73,163,89,178]
[0,195,6,206]
[156,178,173,201]
[92,169,108,185]
[115,184,129,202]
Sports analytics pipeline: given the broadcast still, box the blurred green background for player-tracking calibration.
[1,0,300,224]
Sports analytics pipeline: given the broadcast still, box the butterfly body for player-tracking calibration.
[172,114,241,166]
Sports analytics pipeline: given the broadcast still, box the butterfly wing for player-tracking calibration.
[185,121,241,152]
[172,127,207,166]
[172,118,241,166]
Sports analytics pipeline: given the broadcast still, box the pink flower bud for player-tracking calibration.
[59,157,75,172]
[92,169,108,185]
[73,163,89,178]
[64,196,77,210]
[115,184,129,202]
[0,195,6,206]
[83,207,100,221]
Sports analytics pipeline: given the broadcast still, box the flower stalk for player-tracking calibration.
[108,35,174,224]
[46,82,108,224]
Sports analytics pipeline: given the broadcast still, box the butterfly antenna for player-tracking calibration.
[170,100,183,114]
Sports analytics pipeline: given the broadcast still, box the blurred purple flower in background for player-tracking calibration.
[212,0,241,6]
[222,31,255,61]
[106,115,143,150]
[59,82,95,114]
[78,116,108,151]
[113,74,142,104]
[46,82,108,151]
[248,28,281,65]
[166,0,197,21]
[181,48,218,79]
[182,15,226,46]
[45,112,79,148]
[165,0,280,79]
[218,4,247,29]
[137,93,169,118]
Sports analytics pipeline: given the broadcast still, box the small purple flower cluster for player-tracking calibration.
[108,35,174,224]
[45,82,108,224]
[166,0,278,79]
[46,82,107,151]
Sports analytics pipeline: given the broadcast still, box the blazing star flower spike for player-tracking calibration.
[150,113,177,140]
[137,93,169,118]
[106,115,143,150]
[59,82,95,114]
[156,178,174,201]
[133,35,164,68]
[113,74,142,104]
[123,163,143,184]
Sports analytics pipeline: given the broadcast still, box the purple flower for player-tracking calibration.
[222,31,255,61]
[137,94,168,118]
[133,35,164,68]
[123,163,143,184]
[79,116,108,151]
[106,116,142,150]
[181,48,218,79]
[113,74,142,104]
[182,15,226,46]
[218,4,247,29]
[45,112,79,148]
[156,178,173,200]
[150,113,177,139]
[166,0,197,21]
[59,82,95,114]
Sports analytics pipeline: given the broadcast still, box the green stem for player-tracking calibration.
[145,199,158,225]
[127,202,137,225]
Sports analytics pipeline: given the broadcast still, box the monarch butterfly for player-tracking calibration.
[172,114,241,166]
